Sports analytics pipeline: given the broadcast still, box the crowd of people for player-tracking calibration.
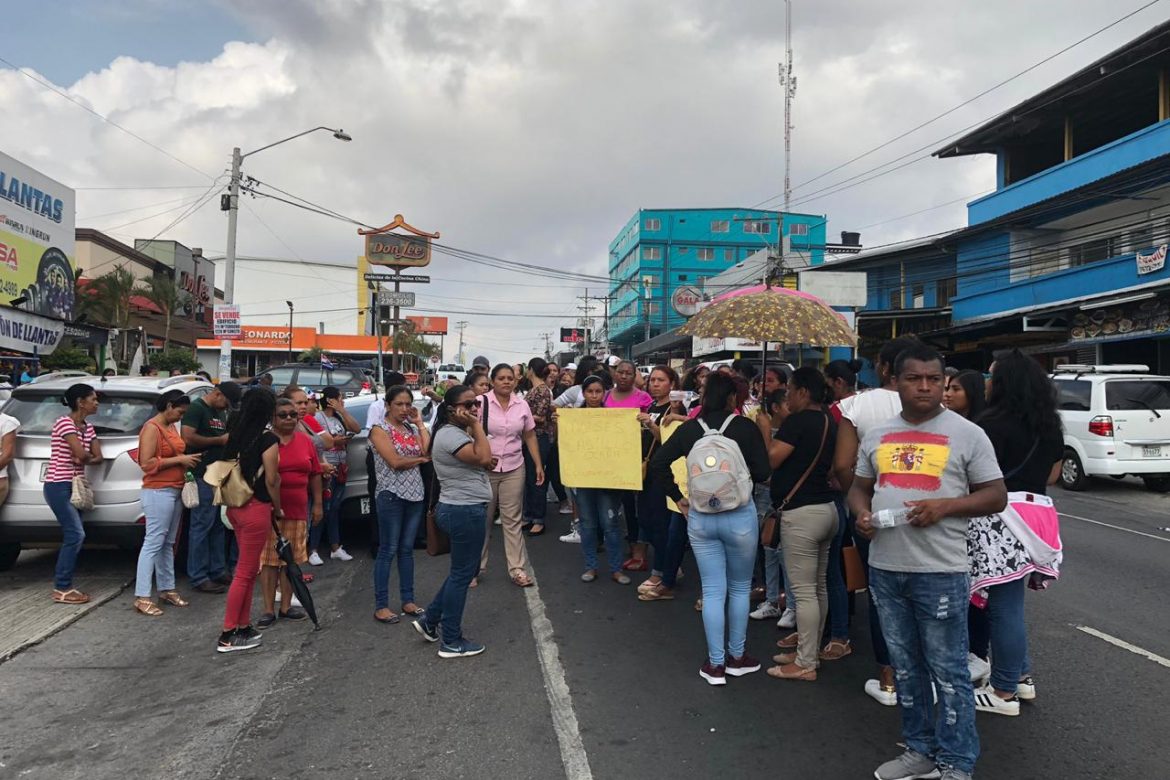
[34,337,1066,780]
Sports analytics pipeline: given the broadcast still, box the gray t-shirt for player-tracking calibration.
[856,409,1003,573]
[432,425,492,505]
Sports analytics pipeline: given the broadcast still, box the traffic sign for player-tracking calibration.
[213,304,241,338]
[378,290,416,307]
[363,273,388,282]
[393,274,430,283]
[430,355,440,364]
[382,318,410,326]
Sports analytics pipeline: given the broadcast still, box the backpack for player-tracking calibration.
[686,415,753,513]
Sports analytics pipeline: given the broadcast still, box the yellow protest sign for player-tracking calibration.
[659,420,689,513]
[557,408,642,490]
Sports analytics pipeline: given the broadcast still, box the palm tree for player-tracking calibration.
[86,266,138,361]
[136,274,189,350]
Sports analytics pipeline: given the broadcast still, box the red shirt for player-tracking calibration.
[277,430,321,520]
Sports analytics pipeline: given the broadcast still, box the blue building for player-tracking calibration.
[932,20,1170,370]
[606,207,828,353]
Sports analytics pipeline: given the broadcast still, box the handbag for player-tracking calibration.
[424,472,449,556]
[181,479,201,509]
[70,474,95,510]
[203,433,265,508]
[843,545,867,592]
[760,411,830,548]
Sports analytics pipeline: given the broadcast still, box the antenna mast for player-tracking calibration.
[780,0,796,215]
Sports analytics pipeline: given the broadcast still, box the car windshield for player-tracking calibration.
[3,392,156,435]
[1105,380,1170,411]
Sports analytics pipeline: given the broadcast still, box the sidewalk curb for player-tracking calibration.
[0,576,131,664]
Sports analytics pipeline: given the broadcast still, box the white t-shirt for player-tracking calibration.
[0,413,21,479]
[365,399,386,430]
[837,388,902,440]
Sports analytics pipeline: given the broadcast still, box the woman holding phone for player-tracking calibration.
[310,385,362,565]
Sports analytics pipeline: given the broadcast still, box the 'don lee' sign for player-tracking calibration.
[366,233,431,268]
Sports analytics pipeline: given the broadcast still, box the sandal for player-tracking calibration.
[527,525,546,537]
[776,632,799,650]
[301,573,314,584]
[637,577,663,594]
[637,585,675,601]
[510,569,534,588]
[158,590,189,607]
[51,589,90,605]
[134,597,164,616]
[820,640,853,661]
[374,609,401,624]
[402,604,426,616]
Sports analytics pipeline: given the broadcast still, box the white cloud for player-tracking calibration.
[0,0,1160,359]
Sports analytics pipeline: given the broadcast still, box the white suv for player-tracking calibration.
[1052,364,1170,492]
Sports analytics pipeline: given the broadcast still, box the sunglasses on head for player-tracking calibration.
[274,411,297,419]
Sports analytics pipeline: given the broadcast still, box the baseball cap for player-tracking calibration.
[216,381,242,403]
[472,355,490,368]
[605,355,621,367]
[564,363,577,371]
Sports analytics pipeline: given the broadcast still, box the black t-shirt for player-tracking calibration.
[642,401,673,459]
[770,409,838,510]
[648,410,772,503]
[978,413,1063,494]
[237,432,279,505]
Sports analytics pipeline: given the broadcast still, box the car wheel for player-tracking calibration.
[1060,449,1088,491]
[0,542,20,571]
[1142,475,1170,493]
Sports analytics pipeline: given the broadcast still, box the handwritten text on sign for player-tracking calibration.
[556,408,642,490]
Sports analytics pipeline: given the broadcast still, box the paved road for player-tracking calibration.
[0,477,1166,779]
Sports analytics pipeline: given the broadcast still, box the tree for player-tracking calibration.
[136,274,189,351]
[298,346,323,362]
[41,344,94,372]
[149,348,200,374]
[85,266,137,361]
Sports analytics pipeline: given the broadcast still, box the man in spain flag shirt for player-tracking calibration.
[849,343,1006,780]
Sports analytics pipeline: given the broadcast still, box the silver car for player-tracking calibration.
[0,374,215,570]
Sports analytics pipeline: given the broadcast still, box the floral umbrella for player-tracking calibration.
[677,285,856,347]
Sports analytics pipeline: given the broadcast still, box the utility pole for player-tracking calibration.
[539,332,553,361]
[455,320,469,365]
[577,289,594,356]
[779,0,796,216]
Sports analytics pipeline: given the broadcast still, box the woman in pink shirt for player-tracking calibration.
[479,364,544,588]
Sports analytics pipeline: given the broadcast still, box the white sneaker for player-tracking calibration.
[776,607,796,629]
[308,552,324,567]
[1016,676,1037,701]
[558,501,573,515]
[750,601,781,620]
[559,528,581,544]
[973,684,1020,716]
[864,678,898,707]
[330,547,354,562]
[967,652,991,683]
[291,594,303,608]
[493,517,502,526]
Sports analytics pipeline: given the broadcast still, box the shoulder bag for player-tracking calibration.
[203,433,266,508]
[760,411,830,549]
[70,422,95,511]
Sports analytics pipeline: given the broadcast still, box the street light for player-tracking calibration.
[217,126,352,379]
[286,301,294,362]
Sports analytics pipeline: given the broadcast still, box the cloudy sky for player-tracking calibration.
[3,0,1166,361]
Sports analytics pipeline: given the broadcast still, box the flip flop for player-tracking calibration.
[527,525,546,537]
[374,611,401,624]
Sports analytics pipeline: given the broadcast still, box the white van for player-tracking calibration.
[1052,364,1170,492]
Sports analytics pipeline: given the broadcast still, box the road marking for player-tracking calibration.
[524,574,594,780]
[1058,511,1170,542]
[1075,625,1170,669]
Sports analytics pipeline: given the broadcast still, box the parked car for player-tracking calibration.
[0,374,215,570]
[257,362,372,397]
[1051,363,1170,492]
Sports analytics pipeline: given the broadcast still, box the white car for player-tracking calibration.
[1052,364,1170,492]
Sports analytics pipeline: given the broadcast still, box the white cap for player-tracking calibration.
[565,363,577,371]
[606,355,621,367]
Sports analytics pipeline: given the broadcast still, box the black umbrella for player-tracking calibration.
[270,518,320,630]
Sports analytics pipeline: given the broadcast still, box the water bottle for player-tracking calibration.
[872,507,912,529]
[184,470,195,483]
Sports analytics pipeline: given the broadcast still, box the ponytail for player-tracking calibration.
[790,367,833,406]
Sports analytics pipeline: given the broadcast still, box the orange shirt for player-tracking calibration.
[141,420,188,489]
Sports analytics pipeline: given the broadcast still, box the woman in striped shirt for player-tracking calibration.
[44,383,104,604]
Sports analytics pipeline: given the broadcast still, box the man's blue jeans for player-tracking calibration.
[374,490,425,609]
[688,502,758,667]
[424,502,487,645]
[523,432,552,522]
[310,475,345,553]
[44,481,84,590]
[575,488,623,573]
[870,567,980,775]
[187,480,226,586]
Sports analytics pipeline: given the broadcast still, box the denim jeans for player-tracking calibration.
[424,502,487,645]
[136,487,183,597]
[547,443,568,503]
[310,474,345,553]
[638,479,671,577]
[575,488,623,574]
[44,481,84,590]
[187,480,226,586]
[523,432,552,522]
[374,490,426,609]
[688,502,758,667]
[870,568,979,775]
[825,498,849,639]
[967,576,1032,693]
[659,511,689,589]
[850,518,890,667]
[620,490,639,544]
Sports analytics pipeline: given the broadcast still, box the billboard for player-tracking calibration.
[366,233,431,268]
[406,315,447,335]
[0,152,76,319]
[561,327,590,344]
